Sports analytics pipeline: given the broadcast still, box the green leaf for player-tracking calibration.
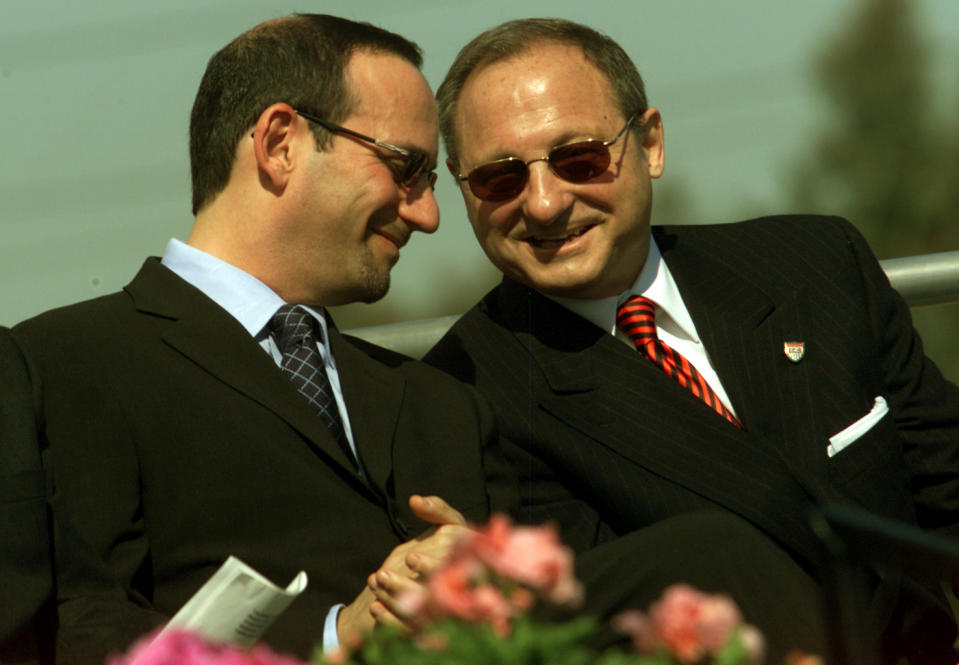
[714,628,750,665]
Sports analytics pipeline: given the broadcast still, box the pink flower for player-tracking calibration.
[469,515,583,607]
[427,556,513,630]
[509,586,535,612]
[425,555,484,619]
[739,626,766,665]
[394,585,429,621]
[107,629,308,665]
[614,584,764,664]
[399,555,516,636]
[467,584,515,636]
[651,584,740,660]
[394,514,583,636]
[322,647,347,665]
[612,609,656,652]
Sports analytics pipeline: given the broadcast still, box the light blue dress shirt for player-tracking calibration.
[161,238,350,651]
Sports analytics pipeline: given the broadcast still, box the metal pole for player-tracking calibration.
[345,251,959,358]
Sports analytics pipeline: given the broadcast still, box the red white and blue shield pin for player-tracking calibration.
[784,341,805,363]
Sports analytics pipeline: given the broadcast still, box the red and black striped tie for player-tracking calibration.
[616,295,743,429]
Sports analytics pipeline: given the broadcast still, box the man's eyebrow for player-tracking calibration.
[401,142,437,162]
[466,128,605,165]
[382,145,437,169]
[407,147,439,171]
[463,144,522,165]
[551,125,613,146]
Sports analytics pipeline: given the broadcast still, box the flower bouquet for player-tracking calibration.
[110,514,821,665]
[320,514,768,665]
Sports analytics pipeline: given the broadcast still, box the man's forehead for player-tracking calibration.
[344,50,439,153]
[345,49,427,98]
[468,41,604,88]
[456,47,617,135]
[460,45,612,109]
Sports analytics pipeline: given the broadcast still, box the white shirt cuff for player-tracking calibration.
[323,603,345,653]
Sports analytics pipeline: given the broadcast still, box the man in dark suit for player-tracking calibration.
[424,18,959,663]
[1,327,54,664]
[8,15,514,662]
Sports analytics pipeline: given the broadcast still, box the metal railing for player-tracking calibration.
[876,251,959,307]
[346,251,959,359]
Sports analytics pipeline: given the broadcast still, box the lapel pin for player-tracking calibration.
[784,341,805,363]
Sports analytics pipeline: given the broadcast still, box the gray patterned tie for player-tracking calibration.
[268,305,350,455]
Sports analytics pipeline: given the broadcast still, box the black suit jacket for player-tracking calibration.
[425,215,959,653]
[11,258,516,661]
[1,327,54,664]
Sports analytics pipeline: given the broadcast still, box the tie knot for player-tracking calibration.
[269,304,318,354]
[616,295,657,345]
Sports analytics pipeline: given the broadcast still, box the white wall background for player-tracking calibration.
[2,1,957,327]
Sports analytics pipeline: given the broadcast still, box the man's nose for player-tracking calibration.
[399,183,440,234]
[520,162,573,225]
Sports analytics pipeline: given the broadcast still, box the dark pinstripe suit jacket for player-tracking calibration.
[11,258,515,661]
[425,215,959,646]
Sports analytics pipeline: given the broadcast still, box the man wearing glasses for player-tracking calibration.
[8,14,514,662]
[424,18,959,663]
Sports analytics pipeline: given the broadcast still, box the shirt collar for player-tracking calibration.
[160,238,332,345]
[549,238,701,344]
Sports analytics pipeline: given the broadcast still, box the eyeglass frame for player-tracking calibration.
[294,109,437,189]
[455,112,639,201]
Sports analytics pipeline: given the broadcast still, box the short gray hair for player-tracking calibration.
[436,18,647,166]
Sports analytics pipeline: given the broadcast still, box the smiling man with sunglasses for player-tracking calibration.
[424,17,959,663]
[8,14,517,663]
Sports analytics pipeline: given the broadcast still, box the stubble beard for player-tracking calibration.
[356,249,391,304]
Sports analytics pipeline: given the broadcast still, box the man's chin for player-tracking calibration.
[519,278,625,301]
[357,271,391,304]
[507,268,597,299]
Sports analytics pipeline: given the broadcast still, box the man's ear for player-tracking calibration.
[251,103,301,191]
[640,107,665,179]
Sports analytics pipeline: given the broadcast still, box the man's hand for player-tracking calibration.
[402,494,470,576]
[337,495,471,642]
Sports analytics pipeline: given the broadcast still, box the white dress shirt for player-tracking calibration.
[160,238,349,651]
[549,239,738,418]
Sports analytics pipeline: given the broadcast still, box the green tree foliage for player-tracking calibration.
[790,0,959,381]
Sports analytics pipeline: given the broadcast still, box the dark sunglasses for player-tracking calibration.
[456,113,639,202]
[295,109,437,189]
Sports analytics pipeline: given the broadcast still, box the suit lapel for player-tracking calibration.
[656,226,827,479]
[496,271,822,564]
[124,259,364,482]
[328,326,405,498]
[656,227,775,424]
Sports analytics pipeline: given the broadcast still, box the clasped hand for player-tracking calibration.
[337,494,471,643]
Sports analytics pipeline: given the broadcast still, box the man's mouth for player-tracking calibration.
[374,228,408,250]
[527,225,593,249]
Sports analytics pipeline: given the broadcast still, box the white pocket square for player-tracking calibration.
[827,396,888,458]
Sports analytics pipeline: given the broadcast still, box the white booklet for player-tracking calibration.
[156,555,308,648]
